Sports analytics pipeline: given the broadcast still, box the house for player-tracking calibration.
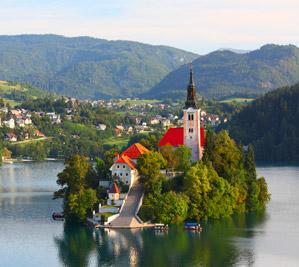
[16,118,25,127]
[114,125,124,136]
[109,143,150,187]
[158,66,205,161]
[96,124,107,131]
[3,118,15,129]
[5,133,17,142]
[34,129,45,138]
[24,117,32,125]
[150,118,160,125]
[10,109,21,116]
[110,155,138,186]
[108,182,121,202]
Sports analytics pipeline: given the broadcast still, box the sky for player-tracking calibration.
[0,0,299,54]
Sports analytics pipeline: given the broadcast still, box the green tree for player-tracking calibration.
[139,191,189,224]
[174,145,192,172]
[203,130,246,186]
[138,151,167,194]
[245,145,270,211]
[160,145,178,171]
[54,155,97,222]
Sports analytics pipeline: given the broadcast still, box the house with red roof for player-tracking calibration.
[158,66,205,161]
[108,182,121,203]
[109,143,150,186]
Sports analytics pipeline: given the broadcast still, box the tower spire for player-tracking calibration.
[185,63,197,109]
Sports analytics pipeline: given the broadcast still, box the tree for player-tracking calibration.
[245,145,270,211]
[160,145,178,171]
[54,155,97,222]
[139,191,189,224]
[138,151,167,194]
[183,161,241,220]
[203,130,246,186]
[174,145,192,172]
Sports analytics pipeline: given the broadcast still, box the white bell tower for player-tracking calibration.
[183,65,203,161]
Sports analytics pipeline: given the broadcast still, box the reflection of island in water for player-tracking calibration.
[55,212,267,267]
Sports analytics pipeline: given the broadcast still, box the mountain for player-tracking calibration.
[146,44,299,100]
[0,35,197,99]
[217,48,251,54]
[226,83,299,162]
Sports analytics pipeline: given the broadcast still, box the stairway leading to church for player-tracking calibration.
[109,182,144,228]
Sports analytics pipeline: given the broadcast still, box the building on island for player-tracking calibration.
[109,143,150,187]
[158,65,205,161]
[108,182,121,201]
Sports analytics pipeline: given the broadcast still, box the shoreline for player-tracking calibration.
[2,158,63,164]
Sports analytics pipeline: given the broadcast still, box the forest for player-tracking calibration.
[138,130,270,224]
[226,83,299,162]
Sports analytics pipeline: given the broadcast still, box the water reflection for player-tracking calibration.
[55,212,266,267]
[55,224,97,267]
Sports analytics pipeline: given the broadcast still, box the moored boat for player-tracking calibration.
[154,223,168,231]
[184,222,202,232]
[52,212,64,221]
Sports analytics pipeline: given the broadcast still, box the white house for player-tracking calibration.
[3,118,15,129]
[110,155,138,186]
[109,143,150,187]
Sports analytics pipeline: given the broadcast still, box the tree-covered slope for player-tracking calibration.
[0,35,197,99]
[0,80,49,105]
[146,45,299,99]
[226,83,299,162]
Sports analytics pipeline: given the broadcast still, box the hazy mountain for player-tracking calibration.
[217,48,251,54]
[0,35,197,99]
[145,44,299,100]
[226,82,299,162]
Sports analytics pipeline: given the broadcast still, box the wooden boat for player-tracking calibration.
[52,212,64,221]
[184,222,202,232]
[154,223,168,231]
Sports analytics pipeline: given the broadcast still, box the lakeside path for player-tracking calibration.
[108,182,153,229]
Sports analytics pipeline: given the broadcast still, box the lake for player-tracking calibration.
[0,162,299,267]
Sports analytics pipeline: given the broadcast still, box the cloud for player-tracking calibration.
[0,0,298,53]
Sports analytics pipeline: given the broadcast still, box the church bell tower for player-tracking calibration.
[183,65,203,161]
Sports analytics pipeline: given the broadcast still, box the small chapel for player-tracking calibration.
[158,65,205,161]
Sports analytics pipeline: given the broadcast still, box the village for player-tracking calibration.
[0,96,224,144]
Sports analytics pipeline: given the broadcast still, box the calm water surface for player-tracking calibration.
[0,162,299,267]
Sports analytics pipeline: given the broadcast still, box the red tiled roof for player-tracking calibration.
[121,143,150,159]
[158,127,205,147]
[115,155,137,170]
[158,127,184,147]
[109,182,120,194]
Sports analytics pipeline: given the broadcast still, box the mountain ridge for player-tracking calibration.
[145,44,299,100]
[0,34,197,99]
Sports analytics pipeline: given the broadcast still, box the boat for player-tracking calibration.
[184,222,202,232]
[52,212,64,221]
[154,223,168,231]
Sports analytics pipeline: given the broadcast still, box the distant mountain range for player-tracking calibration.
[1,35,299,100]
[0,35,197,99]
[146,44,299,99]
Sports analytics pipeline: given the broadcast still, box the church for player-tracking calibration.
[158,66,205,161]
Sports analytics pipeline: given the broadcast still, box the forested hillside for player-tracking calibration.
[226,83,299,162]
[146,45,299,99]
[0,80,49,106]
[0,35,197,99]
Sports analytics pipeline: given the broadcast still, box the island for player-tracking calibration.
[53,67,270,227]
